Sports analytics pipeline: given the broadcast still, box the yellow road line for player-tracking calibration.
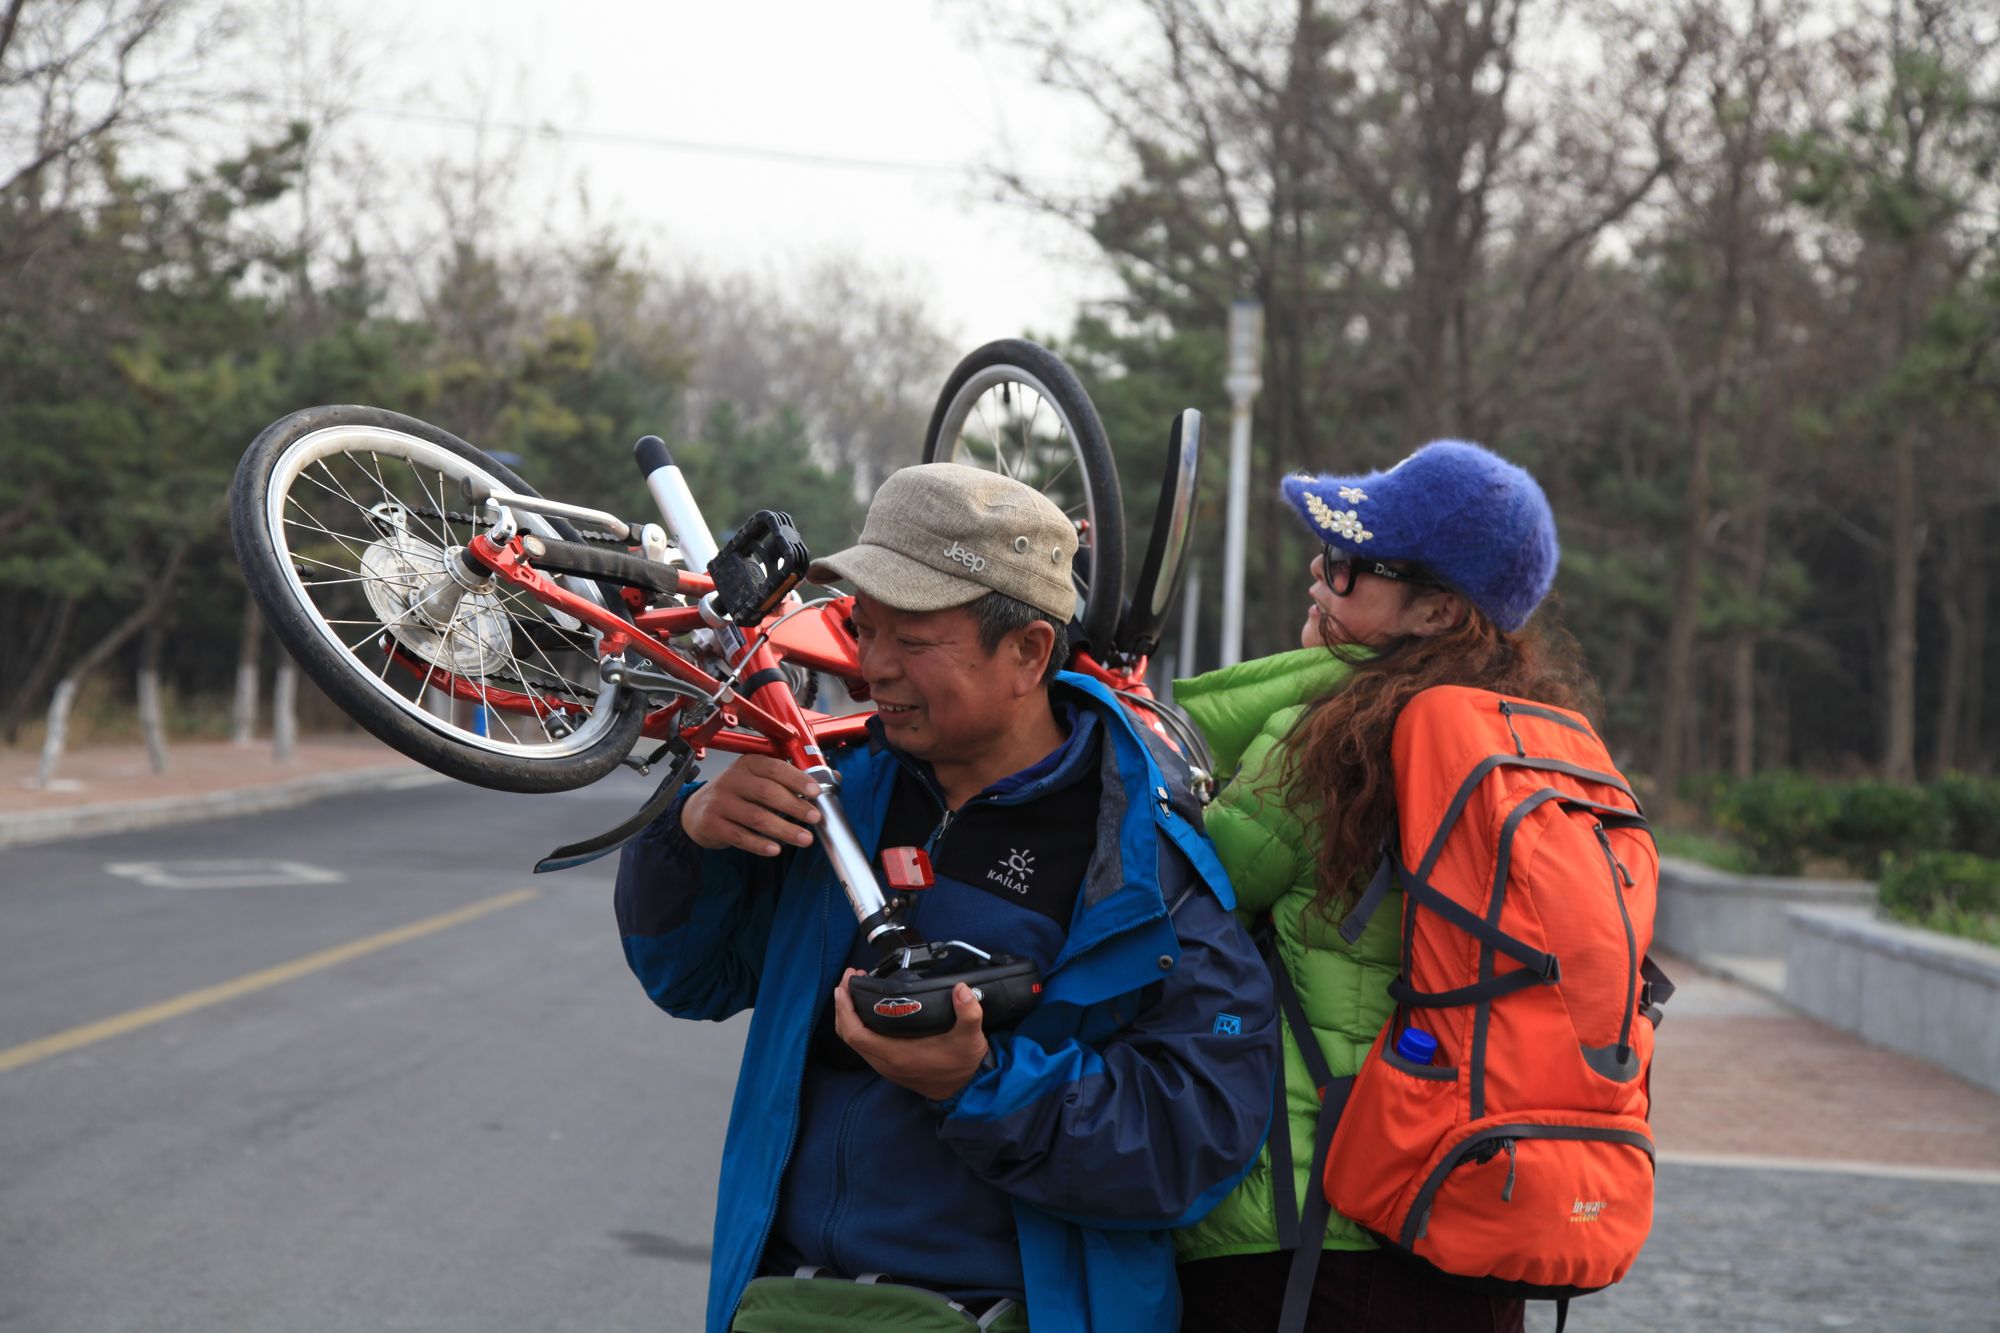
[0,888,539,1075]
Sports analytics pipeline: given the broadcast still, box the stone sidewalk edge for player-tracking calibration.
[0,766,442,850]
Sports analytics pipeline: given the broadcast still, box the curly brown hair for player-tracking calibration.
[1278,593,1599,920]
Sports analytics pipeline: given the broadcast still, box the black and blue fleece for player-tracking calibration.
[613,673,1279,1333]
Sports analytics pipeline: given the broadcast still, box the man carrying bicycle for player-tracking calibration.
[614,463,1278,1332]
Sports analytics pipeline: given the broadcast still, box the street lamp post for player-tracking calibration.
[1221,299,1264,668]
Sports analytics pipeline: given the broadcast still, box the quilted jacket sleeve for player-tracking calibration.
[612,783,789,1022]
[1200,716,1312,920]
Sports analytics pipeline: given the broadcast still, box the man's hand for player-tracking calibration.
[832,968,990,1102]
[681,755,822,855]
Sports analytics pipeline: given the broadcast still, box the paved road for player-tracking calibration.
[0,771,738,1333]
[5,777,1997,1331]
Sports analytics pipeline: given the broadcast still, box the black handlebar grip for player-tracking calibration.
[634,434,673,476]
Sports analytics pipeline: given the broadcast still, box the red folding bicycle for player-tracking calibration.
[229,339,1211,1035]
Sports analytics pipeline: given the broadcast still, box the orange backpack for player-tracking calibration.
[1271,685,1671,1330]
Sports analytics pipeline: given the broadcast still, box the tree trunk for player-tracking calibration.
[1967,518,1988,771]
[1882,427,1922,782]
[1655,406,1712,810]
[1732,435,1775,779]
[273,660,299,761]
[34,545,188,787]
[1934,507,1988,775]
[138,618,168,775]
[3,595,76,744]
[232,597,263,745]
[34,679,80,788]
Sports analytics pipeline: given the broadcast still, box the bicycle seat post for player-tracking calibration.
[634,435,719,572]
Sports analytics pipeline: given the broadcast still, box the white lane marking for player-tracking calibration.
[104,860,347,889]
[1659,1150,2000,1186]
[0,888,539,1074]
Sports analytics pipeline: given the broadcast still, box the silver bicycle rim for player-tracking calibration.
[261,423,627,761]
[932,364,1102,562]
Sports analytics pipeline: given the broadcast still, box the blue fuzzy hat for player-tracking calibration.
[1279,440,1558,632]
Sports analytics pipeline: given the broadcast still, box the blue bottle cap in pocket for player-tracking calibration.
[1394,1027,1438,1066]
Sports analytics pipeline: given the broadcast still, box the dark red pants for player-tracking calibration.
[1178,1249,1527,1333]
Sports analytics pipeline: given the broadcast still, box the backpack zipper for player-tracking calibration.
[1501,1139,1518,1202]
[1497,702,1528,757]
[1593,823,1639,1061]
[1402,1123,1655,1248]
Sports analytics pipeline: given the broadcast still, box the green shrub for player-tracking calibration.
[1824,780,1953,874]
[1878,851,2000,946]
[1927,773,2000,859]
[1653,829,1752,875]
[1712,772,1838,875]
[1878,850,2000,916]
[1674,771,1731,820]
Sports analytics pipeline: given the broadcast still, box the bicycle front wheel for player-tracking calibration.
[230,405,647,793]
[923,340,1124,655]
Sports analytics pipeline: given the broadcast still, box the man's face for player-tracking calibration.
[849,594,1025,766]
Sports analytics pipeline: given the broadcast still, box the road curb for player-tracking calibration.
[0,766,444,850]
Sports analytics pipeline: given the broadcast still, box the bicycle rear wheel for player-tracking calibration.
[230,404,647,793]
[922,340,1124,655]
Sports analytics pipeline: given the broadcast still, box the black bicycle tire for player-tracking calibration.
[921,339,1125,656]
[230,404,647,794]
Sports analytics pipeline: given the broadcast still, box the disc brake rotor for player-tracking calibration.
[357,520,514,676]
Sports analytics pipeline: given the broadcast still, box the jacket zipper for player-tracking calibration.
[926,804,957,854]
[1594,823,1639,1060]
[747,882,830,1294]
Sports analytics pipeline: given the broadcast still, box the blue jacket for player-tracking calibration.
[615,673,1279,1332]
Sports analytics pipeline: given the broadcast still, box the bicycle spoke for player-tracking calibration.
[493,582,598,682]
[345,620,397,657]
[283,500,377,568]
[974,398,1014,480]
[302,457,380,527]
[469,631,522,744]
[1019,391,1046,484]
[395,452,457,551]
[514,614,594,702]
[437,470,456,548]
[361,450,449,551]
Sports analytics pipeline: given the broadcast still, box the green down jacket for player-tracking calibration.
[1171,647,1403,1261]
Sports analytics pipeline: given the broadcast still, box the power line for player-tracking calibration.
[332,101,980,177]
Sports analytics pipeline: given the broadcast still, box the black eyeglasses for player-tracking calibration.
[1321,545,1442,596]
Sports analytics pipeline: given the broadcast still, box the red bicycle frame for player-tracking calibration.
[454,531,1170,768]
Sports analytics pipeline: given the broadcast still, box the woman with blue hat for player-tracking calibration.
[1171,440,1592,1332]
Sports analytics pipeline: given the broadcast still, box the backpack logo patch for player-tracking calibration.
[1569,1199,1606,1224]
[1213,1013,1243,1036]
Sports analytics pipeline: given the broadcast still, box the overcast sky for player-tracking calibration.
[272,0,1121,345]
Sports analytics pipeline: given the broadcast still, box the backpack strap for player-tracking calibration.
[1640,954,1676,1027]
[1258,932,1355,1333]
[1336,846,1399,945]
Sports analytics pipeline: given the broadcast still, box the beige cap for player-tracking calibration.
[808,463,1079,619]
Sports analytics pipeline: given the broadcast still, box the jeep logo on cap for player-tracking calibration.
[943,540,987,574]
